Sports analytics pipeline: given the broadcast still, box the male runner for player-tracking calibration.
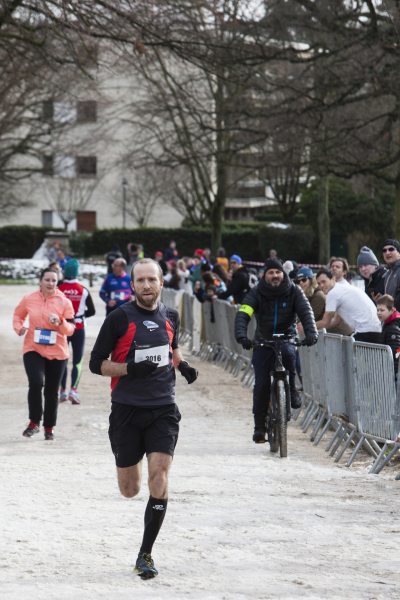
[89,258,198,579]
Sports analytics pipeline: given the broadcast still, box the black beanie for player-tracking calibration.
[383,239,400,252]
[264,258,284,273]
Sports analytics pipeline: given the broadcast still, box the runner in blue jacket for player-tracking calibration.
[100,258,134,315]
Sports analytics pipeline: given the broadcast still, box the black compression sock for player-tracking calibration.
[139,496,168,555]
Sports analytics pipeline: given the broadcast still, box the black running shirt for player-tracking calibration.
[90,301,180,407]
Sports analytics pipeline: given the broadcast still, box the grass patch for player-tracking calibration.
[0,279,30,285]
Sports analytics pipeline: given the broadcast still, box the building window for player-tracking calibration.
[53,102,77,123]
[42,210,53,226]
[76,156,97,177]
[43,155,53,176]
[77,211,96,232]
[54,156,76,178]
[77,101,97,123]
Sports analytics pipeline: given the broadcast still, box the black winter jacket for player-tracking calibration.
[365,265,386,301]
[382,312,400,377]
[235,274,317,341]
[218,266,249,305]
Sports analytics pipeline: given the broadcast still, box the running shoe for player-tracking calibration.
[59,390,68,402]
[44,428,54,441]
[23,422,39,437]
[134,553,158,579]
[253,428,266,443]
[68,389,81,405]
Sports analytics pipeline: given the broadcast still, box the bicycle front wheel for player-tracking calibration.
[277,380,288,458]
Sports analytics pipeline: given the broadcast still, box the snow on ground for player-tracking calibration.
[0,259,107,287]
[1,285,400,600]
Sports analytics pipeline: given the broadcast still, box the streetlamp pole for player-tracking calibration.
[122,177,127,228]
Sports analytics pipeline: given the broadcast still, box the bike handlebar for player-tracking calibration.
[252,336,308,349]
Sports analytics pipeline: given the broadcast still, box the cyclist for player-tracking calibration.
[235,258,318,443]
[89,258,198,579]
[13,267,75,440]
[58,259,96,404]
[100,258,134,315]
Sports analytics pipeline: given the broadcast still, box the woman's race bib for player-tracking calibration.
[134,343,170,370]
[34,328,57,345]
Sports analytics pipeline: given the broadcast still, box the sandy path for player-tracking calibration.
[1,284,400,600]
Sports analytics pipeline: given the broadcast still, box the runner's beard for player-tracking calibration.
[135,287,161,307]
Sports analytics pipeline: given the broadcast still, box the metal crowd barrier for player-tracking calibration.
[160,288,400,478]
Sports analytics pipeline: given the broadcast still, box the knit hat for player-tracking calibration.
[229,254,242,265]
[194,248,204,257]
[296,266,314,279]
[63,259,79,279]
[264,258,284,273]
[357,246,379,267]
[155,251,163,257]
[282,260,293,275]
[383,239,400,252]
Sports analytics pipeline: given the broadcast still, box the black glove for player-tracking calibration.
[238,337,252,350]
[127,359,158,378]
[178,361,198,384]
[305,335,318,347]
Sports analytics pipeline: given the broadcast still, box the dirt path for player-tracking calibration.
[1,284,399,600]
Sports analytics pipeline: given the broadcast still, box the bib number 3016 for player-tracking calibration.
[134,344,169,369]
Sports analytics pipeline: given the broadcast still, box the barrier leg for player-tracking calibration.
[370,440,382,455]
[325,423,343,452]
[334,429,356,463]
[310,410,325,442]
[313,417,332,446]
[369,443,388,474]
[361,438,378,459]
[329,427,348,457]
[300,401,313,427]
[292,401,304,421]
[394,472,400,480]
[240,360,252,382]
[346,435,365,467]
[303,405,320,433]
[372,443,400,475]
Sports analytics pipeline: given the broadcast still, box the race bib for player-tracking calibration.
[134,343,170,370]
[34,328,57,345]
[111,291,127,301]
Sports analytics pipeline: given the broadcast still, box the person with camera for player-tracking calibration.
[235,258,318,443]
[13,267,75,440]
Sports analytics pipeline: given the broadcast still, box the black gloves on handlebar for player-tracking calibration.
[305,335,318,347]
[238,337,252,350]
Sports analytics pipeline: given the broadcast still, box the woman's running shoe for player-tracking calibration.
[44,428,54,440]
[59,390,68,402]
[134,553,158,579]
[23,422,39,437]
[68,389,80,405]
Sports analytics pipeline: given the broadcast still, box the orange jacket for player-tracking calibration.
[13,289,75,360]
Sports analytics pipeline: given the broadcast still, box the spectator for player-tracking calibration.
[357,246,386,302]
[188,254,209,289]
[164,267,181,291]
[212,263,229,285]
[329,257,349,283]
[105,244,123,274]
[258,267,264,280]
[376,294,400,378]
[46,241,59,262]
[194,271,232,303]
[288,269,298,282]
[137,243,147,259]
[283,260,293,276]
[56,248,71,270]
[269,249,278,259]
[382,239,400,312]
[155,251,168,276]
[295,267,326,322]
[164,240,179,262]
[203,248,216,266]
[216,247,229,271]
[49,261,62,283]
[99,258,134,315]
[315,268,381,343]
[126,243,141,266]
[175,259,191,293]
[217,254,250,304]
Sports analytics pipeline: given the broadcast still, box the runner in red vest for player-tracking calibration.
[58,260,95,404]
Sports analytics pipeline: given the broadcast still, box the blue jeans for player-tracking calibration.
[252,344,296,418]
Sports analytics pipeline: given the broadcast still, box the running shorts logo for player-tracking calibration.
[153,505,164,510]
[144,320,159,331]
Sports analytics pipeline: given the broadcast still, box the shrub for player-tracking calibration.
[0,226,64,258]
[258,224,316,263]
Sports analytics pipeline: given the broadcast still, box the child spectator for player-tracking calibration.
[376,294,400,378]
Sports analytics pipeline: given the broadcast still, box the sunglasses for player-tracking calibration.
[383,247,396,253]
[296,277,308,284]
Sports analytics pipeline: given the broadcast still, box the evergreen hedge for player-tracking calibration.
[0,226,64,258]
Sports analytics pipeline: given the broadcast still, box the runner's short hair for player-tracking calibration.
[113,257,127,268]
[39,267,58,279]
[316,268,335,280]
[131,258,163,283]
[376,294,394,310]
[329,256,349,274]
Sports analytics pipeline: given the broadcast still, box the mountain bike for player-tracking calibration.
[253,334,305,458]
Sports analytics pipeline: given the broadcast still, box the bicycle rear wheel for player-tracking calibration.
[277,380,288,457]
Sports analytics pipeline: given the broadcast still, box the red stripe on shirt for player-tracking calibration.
[110,322,136,391]
[166,320,174,350]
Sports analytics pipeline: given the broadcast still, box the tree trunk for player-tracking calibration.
[318,176,330,264]
[395,164,400,241]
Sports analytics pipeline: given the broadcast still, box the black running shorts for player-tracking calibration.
[108,402,181,468]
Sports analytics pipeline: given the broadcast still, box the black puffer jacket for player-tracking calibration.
[365,265,386,301]
[217,266,249,305]
[235,273,317,341]
[382,312,400,377]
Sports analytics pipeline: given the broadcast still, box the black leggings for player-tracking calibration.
[60,328,85,391]
[23,351,67,428]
